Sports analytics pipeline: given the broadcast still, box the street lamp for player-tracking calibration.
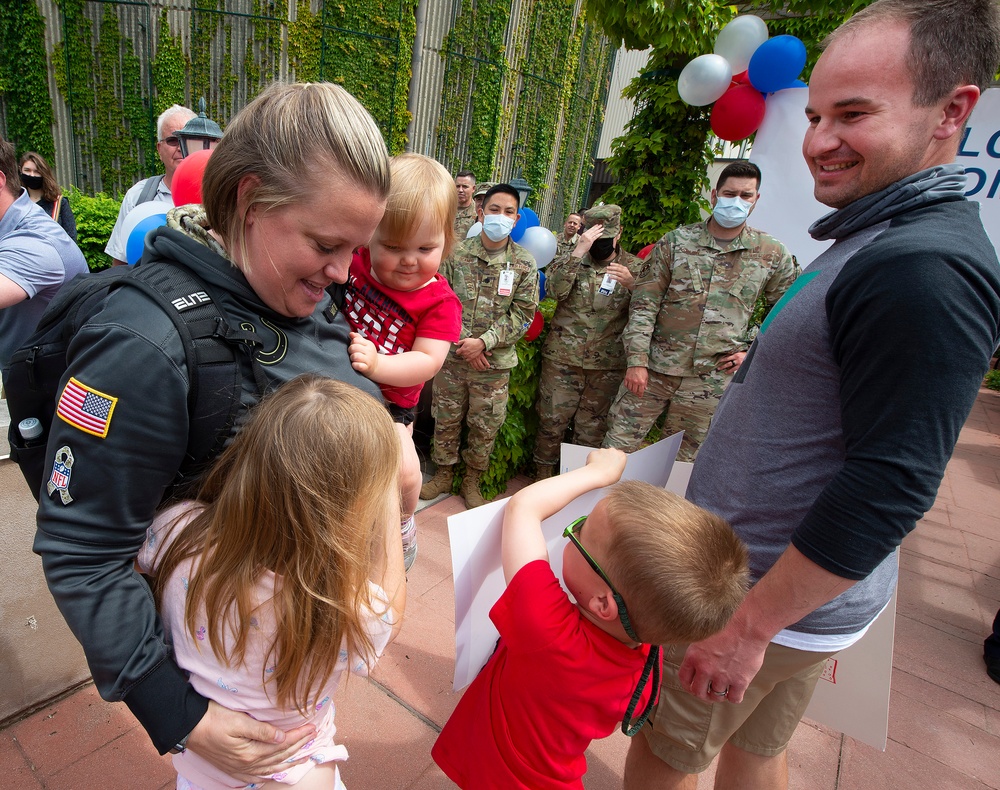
[509,173,533,209]
[175,97,223,157]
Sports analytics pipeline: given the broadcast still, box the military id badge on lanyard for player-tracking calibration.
[497,246,516,296]
[598,272,616,295]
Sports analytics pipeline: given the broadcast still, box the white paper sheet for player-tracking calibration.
[446,434,682,690]
[803,563,898,751]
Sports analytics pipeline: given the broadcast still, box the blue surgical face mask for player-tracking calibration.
[482,213,515,242]
[712,196,753,229]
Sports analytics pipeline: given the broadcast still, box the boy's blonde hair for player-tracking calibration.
[602,481,749,645]
[154,375,401,716]
[377,152,458,257]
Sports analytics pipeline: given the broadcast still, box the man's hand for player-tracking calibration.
[606,261,635,291]
[676,620,770,705]
[624,366,648,397]
[454,337,487,361]
[584,448,627,487]
[572,224,604,257]
[466,350,492,371]
[348,332,379,376]
[185,701,317,782]
[717,351,747,375]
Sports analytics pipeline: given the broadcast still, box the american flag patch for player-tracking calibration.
[56,378,118,438]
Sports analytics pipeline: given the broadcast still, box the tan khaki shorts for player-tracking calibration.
[643,642,836,773]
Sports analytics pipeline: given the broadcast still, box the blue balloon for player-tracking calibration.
[539,270,546,301]
[126,213,167,265]
[748,35,807,94]
[510,206,540,243]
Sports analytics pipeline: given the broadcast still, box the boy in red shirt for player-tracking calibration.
[432,448,749,788]
[345,153,463,570]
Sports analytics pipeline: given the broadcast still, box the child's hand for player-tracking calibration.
[349,332,379,377]
[585,448,627,486]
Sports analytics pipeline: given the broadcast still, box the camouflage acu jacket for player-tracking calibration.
[542,247,642,369]
[454,203,478,240]
[623,222,798,376]
[440,235,539,370]
[555,233,579,258]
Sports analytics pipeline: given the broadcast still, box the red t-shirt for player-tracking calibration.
[432,560,655,789]
[343,249,462,408]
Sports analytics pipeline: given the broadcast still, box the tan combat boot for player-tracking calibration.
[535,463,556,480]
[419,464,454,500]
[460,467,488,509]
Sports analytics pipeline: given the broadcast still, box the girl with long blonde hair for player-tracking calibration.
[139,375,405,790]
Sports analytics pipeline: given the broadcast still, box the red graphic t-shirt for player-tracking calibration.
[344,248,462,408]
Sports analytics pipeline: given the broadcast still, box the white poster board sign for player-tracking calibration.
[446,434,681,691]
[804,574,899,751]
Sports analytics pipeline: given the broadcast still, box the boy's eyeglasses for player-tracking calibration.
[563,515,661,736]
[159,136,180,147]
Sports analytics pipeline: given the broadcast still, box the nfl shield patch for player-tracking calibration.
[47,446,76,505]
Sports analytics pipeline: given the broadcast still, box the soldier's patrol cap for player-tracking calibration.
[473,181,496,198]
[584,204,621,239]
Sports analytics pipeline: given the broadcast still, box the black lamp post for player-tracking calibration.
[175,97,223,157]
[509,173,533,210]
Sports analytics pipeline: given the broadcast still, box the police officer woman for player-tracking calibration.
[32,82,390,781]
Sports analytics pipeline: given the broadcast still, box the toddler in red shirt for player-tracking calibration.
[344,153,462,572]
[432,449,749,789]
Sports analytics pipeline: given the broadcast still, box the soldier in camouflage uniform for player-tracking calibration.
[454,170,478,239]
[603,162,798,461]
[472,181,494,215]
[555,211,583,258]
[534,205,642,478]
[421,184,540,507]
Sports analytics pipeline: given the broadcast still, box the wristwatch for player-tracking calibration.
[169,733,190,755]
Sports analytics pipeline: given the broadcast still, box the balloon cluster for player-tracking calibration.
[122,149,214,265]
[678,16,806,142]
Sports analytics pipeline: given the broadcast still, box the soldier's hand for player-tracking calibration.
[348,332,379,377]
[624,366,648,397]
[572,224,604,257]
[467,351,492,371]
[717,351,747,374]
[606,262,635,291]
[454,337,487,360]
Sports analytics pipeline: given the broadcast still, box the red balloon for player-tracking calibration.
[171,149,213,207]
[524,310,544,342]
[711,84,766,142]
[637,243,655,259]
[733,70,751,85]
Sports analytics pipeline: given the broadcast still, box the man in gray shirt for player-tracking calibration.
[0,133,88,369]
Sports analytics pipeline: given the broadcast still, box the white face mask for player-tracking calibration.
[712,196,754,229]
[482,214,515,242]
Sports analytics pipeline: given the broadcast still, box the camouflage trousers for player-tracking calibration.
[429,357,510,470]
[602,368,729,462]
[534,360,624,465]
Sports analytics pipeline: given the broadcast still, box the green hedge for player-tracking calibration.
[66,186,119,272]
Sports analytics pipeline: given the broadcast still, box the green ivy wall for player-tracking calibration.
[1,0,613,224]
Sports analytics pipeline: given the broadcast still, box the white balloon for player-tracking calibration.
[121,199,170,245]
[466,220,483,239]
[714,15,769,74]
[677,54,732,107]
[518,226,558,269]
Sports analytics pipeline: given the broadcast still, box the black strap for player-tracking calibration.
[124,260,263,480]
[136,175,165,205]
[622,644,661,737]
